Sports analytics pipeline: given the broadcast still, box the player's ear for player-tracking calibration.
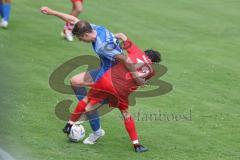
[84,32,91,37]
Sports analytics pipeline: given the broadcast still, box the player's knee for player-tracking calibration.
[81,96,88,103]
[70,77,77,86]
[70,76,83,86]
[121,110,131,120]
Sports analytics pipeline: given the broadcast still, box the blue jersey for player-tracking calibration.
[90,24,123,81]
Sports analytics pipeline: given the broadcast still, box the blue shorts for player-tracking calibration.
[89,67,109,82]
[88,69,99,82]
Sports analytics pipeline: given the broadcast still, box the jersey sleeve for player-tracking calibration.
[123,39,142,55]
[98,41,123,61]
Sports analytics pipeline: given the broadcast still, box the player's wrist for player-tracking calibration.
[123,39,132,49]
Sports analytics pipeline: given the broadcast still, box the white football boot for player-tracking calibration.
[61,29,74,42]
[83,129,105,144]
[0,20,8,28]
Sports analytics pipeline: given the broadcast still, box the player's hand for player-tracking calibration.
[40,6,55,15]
[131,72,147,86]
[115,33,128,41]
[134,77,147,86]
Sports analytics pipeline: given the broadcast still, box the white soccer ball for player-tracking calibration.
[68,123,85,142]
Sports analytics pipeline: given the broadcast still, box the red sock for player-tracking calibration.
[70,100,87,122]
[124,116,139,143]
[64,22,74,31]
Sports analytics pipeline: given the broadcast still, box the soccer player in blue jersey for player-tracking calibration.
[0,0,12,28]
[40,6,148,152]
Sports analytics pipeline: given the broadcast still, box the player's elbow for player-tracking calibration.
[115,54,128,63]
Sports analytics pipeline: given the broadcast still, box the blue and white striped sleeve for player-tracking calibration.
[98,41,123,61]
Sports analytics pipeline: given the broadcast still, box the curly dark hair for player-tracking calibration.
[144,49,161,63]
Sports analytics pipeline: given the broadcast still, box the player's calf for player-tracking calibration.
[121,110,149,153]
[63,99,87,134]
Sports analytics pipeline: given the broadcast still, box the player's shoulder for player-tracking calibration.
[91,23,107,32]
[96,29,116,47]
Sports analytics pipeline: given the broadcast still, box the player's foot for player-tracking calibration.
[61,29,74,42]
[134,144,149,153]
[0,20,8,28]
[83,129,105,144]
[62,123,73,134]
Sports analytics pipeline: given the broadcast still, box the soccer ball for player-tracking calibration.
[68,123,85,142]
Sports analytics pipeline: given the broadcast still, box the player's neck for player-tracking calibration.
[92,30,97,42]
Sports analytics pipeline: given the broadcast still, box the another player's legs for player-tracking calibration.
[70,71,92,100]
[71,0,83,17]
[63,97,88,134]
[83,100,105,144]
[0,0,3,18]
[63,0,83,41]
[120,109,148,153]
[70,71,102,133]
[0,0,11,28]
[63,71,103,140]
[63,98,105,144]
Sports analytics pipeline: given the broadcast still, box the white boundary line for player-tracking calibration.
[0,148,15,160]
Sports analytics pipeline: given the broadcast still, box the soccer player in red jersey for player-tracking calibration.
[63,0,84,41]
[70,33,161,152]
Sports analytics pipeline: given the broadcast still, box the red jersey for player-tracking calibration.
[88,39,155,110]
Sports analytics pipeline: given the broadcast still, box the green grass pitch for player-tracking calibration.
[0,0,240,159]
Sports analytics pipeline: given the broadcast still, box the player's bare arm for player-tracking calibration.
[115,33,128,42]
[115,33,152,84]
[40,7,79,25]
[115,54,146,86]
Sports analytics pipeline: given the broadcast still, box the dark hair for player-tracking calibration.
[72,20,93,37]
[144,49,161,63]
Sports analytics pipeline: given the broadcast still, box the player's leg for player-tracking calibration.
[0,0,3,18]
[85,99,104,136]
[83,100,105,144]
[71,0,83,17]
[63,97,103,135]
[0,0,11,28]
[63,96,88,134]
[63,0,83,41]
[70,71,93,100]
[67,97,102,133]
[64,71,102,135]
[120,109,148,152]
[70,68,103,100]
[63,98,105,143]
[64,71,93,133]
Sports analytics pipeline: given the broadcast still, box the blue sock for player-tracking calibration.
[0,2,3,18]
[86,112,101,132]
[3,3,11,21]
[73,86,87,101]
[87,99,109,132]
[73,86,101,132]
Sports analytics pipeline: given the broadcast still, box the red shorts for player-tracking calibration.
[71,0,83,3]
[87,78,130,111]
